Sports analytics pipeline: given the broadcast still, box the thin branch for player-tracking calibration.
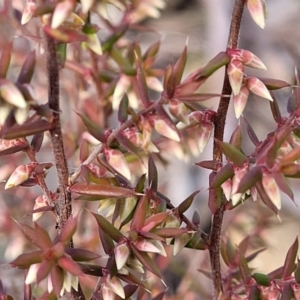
[209,0,246,298]
[44,31,86,300]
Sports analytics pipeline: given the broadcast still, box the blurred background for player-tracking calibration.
[1,0,300,299]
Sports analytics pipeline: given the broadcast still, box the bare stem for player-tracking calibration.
[209,0,246,298]
[44,32,85,300]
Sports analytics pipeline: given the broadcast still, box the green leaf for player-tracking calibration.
[102,25,128,52]
[177,190,200,214]
[196,51,230,79]
[215,140,248,167]
[70,182,137,198]
[92,212,124,243]
[252,273,270,286]
[75,112,104,143]
[211,163,234,188]
[229,124,242,150]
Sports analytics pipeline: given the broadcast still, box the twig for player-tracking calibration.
[209,0,246,298]
[44,30,86,300]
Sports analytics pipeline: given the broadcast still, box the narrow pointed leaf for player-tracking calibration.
[209,172,223,214]
[237,249,252,284]
[0,120,52,139]
[118,96,128,123]
[230,125,242,149]
[243,117,260,146]
[269,92,282,123]
[76,112,104,142]
[237,166,262,194]
[283,237,298,279]
[281,283,294,300]
[15,221,46,249]
[252,273,270,286]
[130,244,161,278]
[256,181,278,215]
[259,78,291,90]
[248,286,261,300]
[215,140,248,167]
[273,172,294,202]
[196,51,230,79]
[17,50,36,84]
[10,250,43,268]
[152,228,188,238]
[70,182,137,198]
[173,45,187,85]
[130,194,148,231]
[148,155,158,192]
[176,93,225,102]
[99,228,115,255]
[0,79,27,108]
[92,212,124,243]
[134,59,150,107]
[34,222,53,250]
[0,42,12,78]
[178,190,200,214]
[211,163,234,188]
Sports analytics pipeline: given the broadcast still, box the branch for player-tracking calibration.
[44,32,86,300]
[209,0,246,298]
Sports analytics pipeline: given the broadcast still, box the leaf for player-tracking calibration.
[133,58,150,107]
[0,119,52,139]
[283,237,298,279]
[230,125,242,149]
[92,212,124,243]
[208,172,223,214]
[70,182,137,198]
[75,112,104,142]
[176,93,225,102]
[173,45,187,86]
[130,194,148,231]
[10,250,43,269]
[0,42,12,78]
[211,163,234,188]
[256,181,278,215]
[281,283,294,300]
[237,249,252,284]
[237,166,262,194]
[17,50,36,84]
[15,221,46,249]
[259,77,291,90]
[102,25,128,52]
[215,140,248,167]
[152,228,188,238]
[252,273,270,286]
[43,25,87,43]
[148,155,158,192]
[31,133,44,152]
[0,79,27,109]
[99,227,115,255]
[142,211,169,232]
[270,92,283,123]
[243,117,260,146]
[177,190,200,214]
[34,222,53,250]
[130,244,162,278]
[118,96,128,123]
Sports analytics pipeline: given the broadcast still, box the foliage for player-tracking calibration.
[0,0,300,299]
